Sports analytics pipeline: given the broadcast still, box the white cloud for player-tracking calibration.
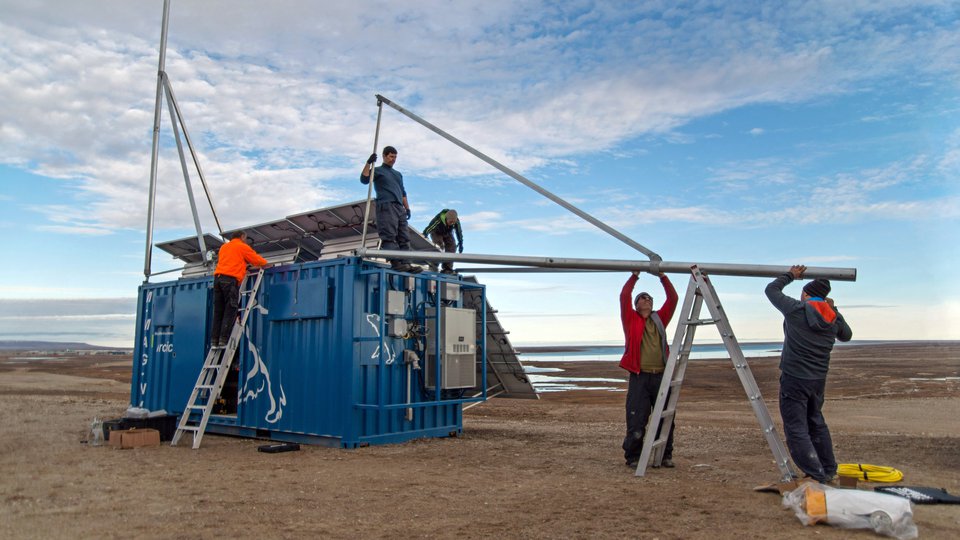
[1,0,957,238]
[36,225,114,236]
[460,211,503,232]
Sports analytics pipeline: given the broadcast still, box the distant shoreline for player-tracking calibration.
[515,339,960,354]
[2,339,956,354]
[0,340,131,352]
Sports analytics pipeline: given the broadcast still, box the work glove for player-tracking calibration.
[458,243,463,253]
[405,207,411,220]
[366,153,377,165]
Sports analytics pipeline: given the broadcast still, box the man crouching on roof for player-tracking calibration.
[619,270,678,469]
[765,265,852,483]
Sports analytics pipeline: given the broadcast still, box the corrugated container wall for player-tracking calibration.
[131,257,486,447]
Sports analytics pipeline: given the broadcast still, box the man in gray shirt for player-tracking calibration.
[766,264,852,482]
[361,146,421,274]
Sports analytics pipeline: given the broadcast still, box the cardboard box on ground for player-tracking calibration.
[108,428,161,449]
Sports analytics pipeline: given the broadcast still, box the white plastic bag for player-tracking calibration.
[783,482,917,539]
[89,416,104,446]
[124,406,150,419]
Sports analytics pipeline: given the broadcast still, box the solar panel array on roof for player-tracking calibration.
[155,233,223,264]
[156,199,438,270]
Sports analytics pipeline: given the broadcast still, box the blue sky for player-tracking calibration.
[1,0,958,347]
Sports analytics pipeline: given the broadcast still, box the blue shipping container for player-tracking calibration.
[131,257,486,447]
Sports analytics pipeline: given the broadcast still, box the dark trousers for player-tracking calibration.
[623,371,675,462]
[779,372,837,482]
[211,275,240,345]
[430,231,456,271]
[376,201,410,265]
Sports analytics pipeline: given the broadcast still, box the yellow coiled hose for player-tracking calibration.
[837,463,903,483]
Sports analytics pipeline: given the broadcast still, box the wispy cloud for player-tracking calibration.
[461,211,503,232]
[2,1,958,234]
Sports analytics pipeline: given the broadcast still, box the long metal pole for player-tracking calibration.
[356,248,857,281]
[375,94,662,263]
[360,99,384,248]
[163,78,207,259]
[143,0,172,280]
[162,75,223,235]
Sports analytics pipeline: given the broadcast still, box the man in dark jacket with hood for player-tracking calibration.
[766,265,852,483]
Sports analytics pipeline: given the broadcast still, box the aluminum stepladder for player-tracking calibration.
[171,267,265,449]
[635,265,798,482]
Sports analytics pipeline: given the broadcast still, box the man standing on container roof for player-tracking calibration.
[209,231,268,349]
[422,208,463,274]
[765,265,852,483]
[619,270,678,470]
[361,146,422,274]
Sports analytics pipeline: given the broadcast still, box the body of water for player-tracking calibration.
[521,343,782,393]
[520,342,782,363]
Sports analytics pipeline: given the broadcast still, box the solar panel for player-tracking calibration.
[155,233,223,264]
[286,200,371,242]
[155,199,438,269]
[222,217,322,261]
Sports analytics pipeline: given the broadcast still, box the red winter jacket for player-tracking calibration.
[618,273,678,374]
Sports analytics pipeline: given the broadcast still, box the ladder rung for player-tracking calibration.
[669,380,683,388]
[187,404,208,410]
[197,384,215,390]
[178,425,200,432]
[661,408,676,418]
[686,319,717,326]
[650,439,667,449]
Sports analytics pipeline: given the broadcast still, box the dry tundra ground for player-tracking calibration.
[0,342,958,539]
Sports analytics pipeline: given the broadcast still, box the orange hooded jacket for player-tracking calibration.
[214,238,267,284]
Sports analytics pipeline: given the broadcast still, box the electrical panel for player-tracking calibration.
[425,307,477,389]
[440,282,460,302]
[388,318,407,338]
[386,290,406,315]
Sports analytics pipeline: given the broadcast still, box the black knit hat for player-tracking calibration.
[802,278,831,298]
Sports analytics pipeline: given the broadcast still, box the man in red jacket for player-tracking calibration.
[210,231,268,348]
[619,270,678,469]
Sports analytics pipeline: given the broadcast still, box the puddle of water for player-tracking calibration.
[527,374,623,384]
[535,383,625,393]
[523,366,563,374]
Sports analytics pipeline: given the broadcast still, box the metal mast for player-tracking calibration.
[143,0,172,279]
[142,0,224,280]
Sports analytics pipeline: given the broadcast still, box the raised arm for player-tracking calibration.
[830,300,853,342]
[620,272,639,327]
[765,272,802,315]
[657,273,679,325]
[360,153,377,184]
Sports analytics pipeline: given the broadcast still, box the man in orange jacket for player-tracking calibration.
[210,231,268,348]
[619,270,678,469]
